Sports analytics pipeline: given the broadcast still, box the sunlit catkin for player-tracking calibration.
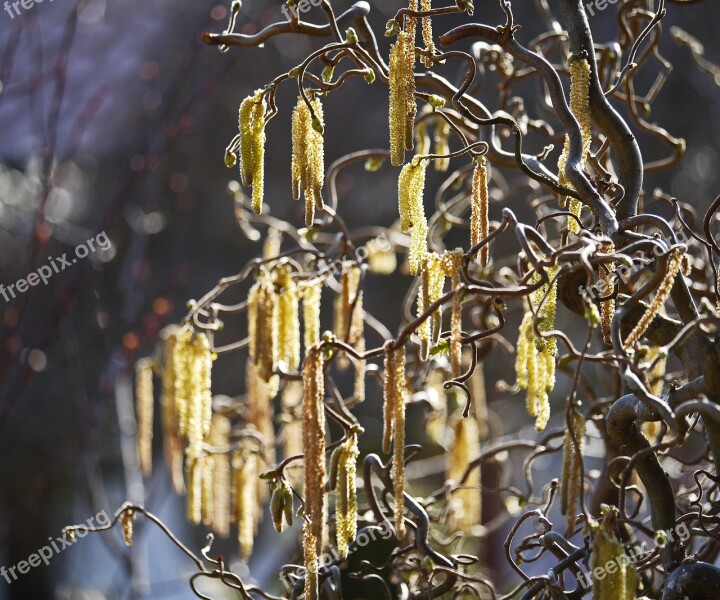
[263,227,282,259]
[392,346,407,540]
[389,30,417,166]
[557,57,592,234]
[210,415,232,538]
[246,358,277,465]
[591,508,637,600]
[270,479,294,533]
[418,252,444,360]
[600,242,616,345]
[135,357,154,477]
[443,249,464,378]
[172,327,193,438]
[382,342,397,455]
[398,157,428,275]
[186,332,214,460]
[447,410,481,531]
[160,326,185,494]
[291,94,325,225]
[420,0,435,67]
[232,442,258,559]
[334,264,361,343]
[471,157,490,267]
[238,90,267,214]
[302,279,322,353]
[624,248,684,350]
[187,456,203,525]
[303,345,327,554]
[560,409,585,533]
[248,271,278,382]
[275,265,301,371]
[335,432,360,558]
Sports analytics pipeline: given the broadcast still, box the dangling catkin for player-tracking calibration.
[172,327,193,438]
[291,94,325,225]
[560,409,585,533]
[275,265,301,371]
[335,431,360,558]
[302,279,322,353]
[389,30,417,166]
[209,415,232,538]
[232,442,259,559]
[471,157,490,267]
[447,410,481,531]
[334,264,361,343]
[392,346,407,540]
[246,357,277,466]
[185,332,213,460]
[281,380,305,486]
[398,157,428,275]
[420,0,435,67]
[238,90,267,214]
[263,227,282,259]
[557,57,592,234]
[624,248,684,350]
[135,357,155,477]
[591,507,637,600]
[382,341,397,455]
[351,291,366,404]
[248,270,278,382]
[303,345,327,554]
[443,249,464,378]
[600,242,616,345]
[417,252,444,360]
[160,326,185,494]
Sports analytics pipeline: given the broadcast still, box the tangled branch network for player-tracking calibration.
[67,0,720,598]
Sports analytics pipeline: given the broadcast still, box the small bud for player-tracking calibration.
[345,27,358,45]
[321,65,334,82]
[364,156,385,172]
[427,94,446,108]
[363,69,376,84]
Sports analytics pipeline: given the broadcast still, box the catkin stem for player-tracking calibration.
[471,158,490,267]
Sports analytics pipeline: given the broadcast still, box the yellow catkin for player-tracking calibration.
[334,264,361,343]
[392,346,407,540]
[172,327,193,438]
[591,508,637,600]
[263,227,282,259]
[471,157,490,267]
[335,432,360,558]
[425,368,448,445]
[600,241,616,345]
[303,524,319,600]
[303,345,327,554]
[398,157,428,275]
[135,357,154,477]
[382,342,397,454]
[443,249,464,378]
[232,442,258,559]
[275,265,301,371]
[210,415,232,538]
[418,252,444,360]
[291,95,325,226]
[238,90,267,213]
[121,509,134,547]
[248,270,278,382]
[420,0,435,67]
[624,248,684,350]
[160,326,185,494]
[238,94,256,188]
[433,116,450,172]
[201,454,214,526]
[560,410,585,533]
[186,332,214,460]
[447,410,481,531]
[557,57,592,234]
[351,291,366,404]
[389,30,417,166]
[187,456,203,525]
[302,279,322,353]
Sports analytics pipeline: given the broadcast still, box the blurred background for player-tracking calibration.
[0,0,718,598]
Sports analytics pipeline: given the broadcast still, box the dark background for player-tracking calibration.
[0,0,718,598]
